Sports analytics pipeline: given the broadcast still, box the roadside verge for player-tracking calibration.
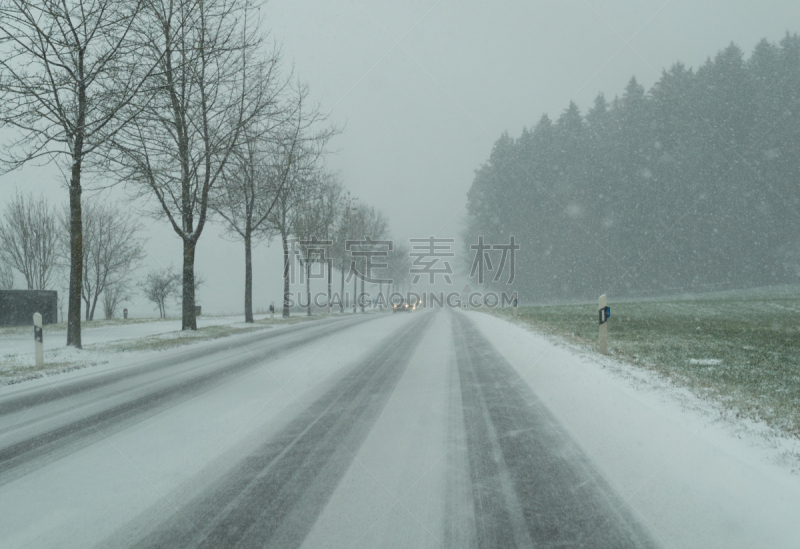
[0,315,322,385]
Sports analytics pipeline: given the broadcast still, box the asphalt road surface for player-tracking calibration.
[0,310,659,548]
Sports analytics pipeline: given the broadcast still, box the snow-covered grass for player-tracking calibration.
[0,315,172,337]
[0,314,322,386]
[487,287,800,439]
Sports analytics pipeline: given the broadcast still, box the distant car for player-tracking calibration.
[392,302,417,313]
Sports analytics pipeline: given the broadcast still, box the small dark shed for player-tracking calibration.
[0,290,58,327]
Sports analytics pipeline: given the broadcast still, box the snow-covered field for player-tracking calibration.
[490,289,800,440]
[469,311,800,548]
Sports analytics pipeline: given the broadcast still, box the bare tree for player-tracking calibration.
[140,267,180,319]
[338,203,390,313]
[356,205,390,312]
[109,0,279,330]
[212,87,323,322]
[59,201,146,321]
[292,174,342,316]
[0,0,153,347]
[0,194,59,289]
[386,241,412,297]
[266,132,333,318]
[344,202,367,314]
[331,193,358,312]
[102,281,129,320]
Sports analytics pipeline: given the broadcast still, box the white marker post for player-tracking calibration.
[33,312,44,367]
[598,294,608,355]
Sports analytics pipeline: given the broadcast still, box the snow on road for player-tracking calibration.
[0,313,401,548]
[299,311,453,549]
[0,309,798,548]
[468,310,800,548]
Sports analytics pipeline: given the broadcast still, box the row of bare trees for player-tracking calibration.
[332,201,392,314]
[213,138,398,321]
[0,0,320,346]
[0,182,403,322]
[211,84,336,322]
[107,0,286,333]
[0,0,399,341]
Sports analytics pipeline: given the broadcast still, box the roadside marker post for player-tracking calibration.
[598,294,610,355]
[33,312,43,367]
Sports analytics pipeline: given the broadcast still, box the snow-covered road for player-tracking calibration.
[0,309,798,548]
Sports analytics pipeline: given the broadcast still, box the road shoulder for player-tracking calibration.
[467,310,800,549]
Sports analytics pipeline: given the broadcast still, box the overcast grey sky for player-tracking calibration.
[1,0,797,316]
[273,0,797,240]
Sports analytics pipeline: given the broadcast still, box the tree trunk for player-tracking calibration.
[67,58,86,347]
[282,231,290,318]
[244,230,253,323]
[360,276,365,313]
[89,287,100,321]
[67,168,83,348]
[306,259,311,316]
[340,266,345,313]
[182,239,197,330]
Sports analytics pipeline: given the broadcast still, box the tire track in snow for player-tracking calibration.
[126,313,435,549]
[0,316,377,485]
[443,340,478,549]
[0,317,352,417]
[451,312,659,548]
